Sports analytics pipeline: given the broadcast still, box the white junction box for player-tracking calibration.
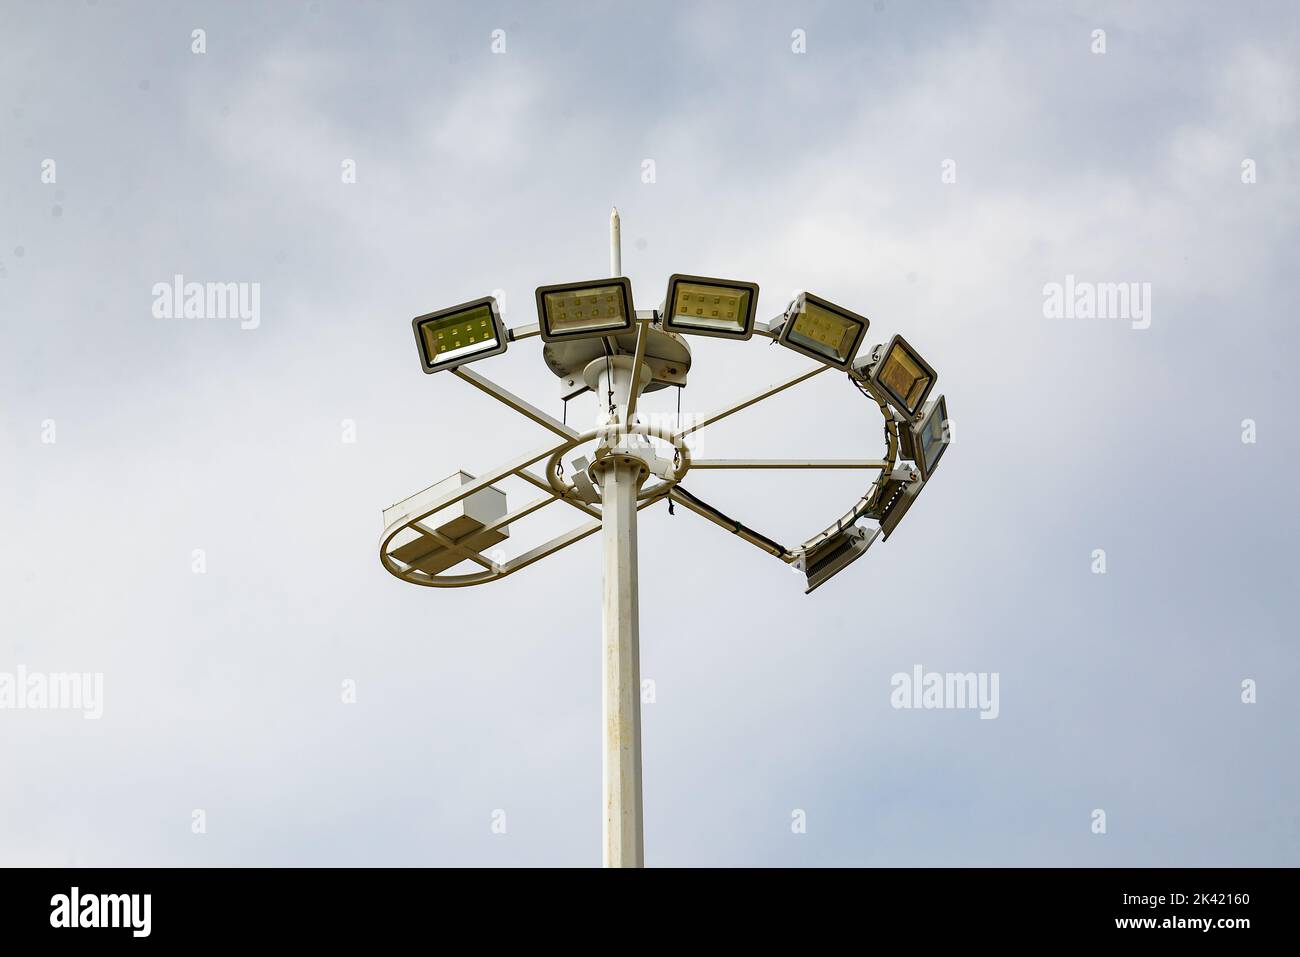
[384,471,509,576]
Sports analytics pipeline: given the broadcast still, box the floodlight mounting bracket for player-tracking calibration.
[544,312,691,399]
[582,354,652,398]
[548,423,692,504]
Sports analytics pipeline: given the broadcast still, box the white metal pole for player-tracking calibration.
[599,452,644,867]
[598,207,643,867]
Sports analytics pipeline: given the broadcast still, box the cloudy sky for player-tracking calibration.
[2,0,1297,866]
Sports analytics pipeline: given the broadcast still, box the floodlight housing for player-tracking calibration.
[771,292,870,368]
[879,480,923,540]
[859,334,937,418]
[536,277,636,342]
[412,296,508,373]
[862,465,923,540]
[897,416,916,461]
[798,524,881,594]
[907,394,949,481]
[660,274,759,340]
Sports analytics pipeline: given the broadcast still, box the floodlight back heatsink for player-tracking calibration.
[861,464,922,541]
[879,480,923,539]
[800,524,880,594]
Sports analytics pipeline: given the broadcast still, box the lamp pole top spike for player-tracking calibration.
[610,207,622,277]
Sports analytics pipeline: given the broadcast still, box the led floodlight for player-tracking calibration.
[860,334,936,417]
[661,274,759,340]
[536,277,636,342]
[412,297,508,373]
[771,292,869,368]
[908,395,949,481]
[798,524,880,594]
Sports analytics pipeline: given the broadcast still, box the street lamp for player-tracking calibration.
[378,209,951,866]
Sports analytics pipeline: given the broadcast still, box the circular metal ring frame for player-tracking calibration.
[545,423,693,502]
